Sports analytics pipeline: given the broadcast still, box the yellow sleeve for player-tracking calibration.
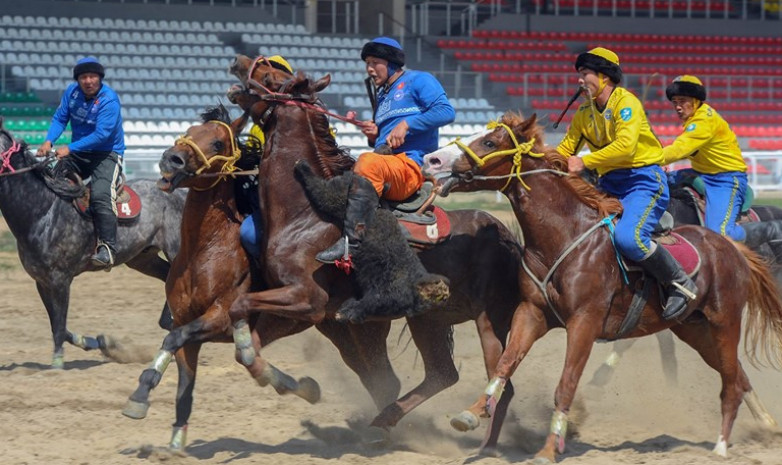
[661,114,712,165]
[556,111,586,158]
[249,124,266,146]
[582,96,641,170]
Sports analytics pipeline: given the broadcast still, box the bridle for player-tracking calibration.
[0,130,55,177]
[447,120,561,192]
[173,120,241,190]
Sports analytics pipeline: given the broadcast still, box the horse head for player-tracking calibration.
[423,112,553,196]
[227,54,331,128]
[158,104,257,192]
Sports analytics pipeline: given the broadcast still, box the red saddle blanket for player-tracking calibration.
[660,232,701,277]
[74,185,142,222]
[397,206,452,247]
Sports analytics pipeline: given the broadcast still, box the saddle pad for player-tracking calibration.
[74,185,142,223]
[660,232,701,277]
[398,205,451,247]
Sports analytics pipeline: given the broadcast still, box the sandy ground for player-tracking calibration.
[2,216,782,465]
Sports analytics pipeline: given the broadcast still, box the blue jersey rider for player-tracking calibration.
[557,47,697,320]
[37,56,125,269]
[316,37,455,263]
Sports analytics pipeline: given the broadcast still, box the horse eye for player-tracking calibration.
[483,139,496,149]
[213,140,225,152]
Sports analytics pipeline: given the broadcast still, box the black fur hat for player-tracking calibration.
[73,56,105,80]
[666,75,707,101]
[360,37,405,67]
[574,47,622,84]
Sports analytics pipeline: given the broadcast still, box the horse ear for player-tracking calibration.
[230,113,249,134]
[518,113,538,135]
[312,74,331,93]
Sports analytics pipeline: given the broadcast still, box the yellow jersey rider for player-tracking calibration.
[558,47,697,321]
[661,75,782,254]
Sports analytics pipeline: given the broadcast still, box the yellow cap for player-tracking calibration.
[267,55,294,74]
[672,75,703,86]
[587,47,619,66]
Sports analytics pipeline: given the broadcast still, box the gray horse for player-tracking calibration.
[0,125,183,368]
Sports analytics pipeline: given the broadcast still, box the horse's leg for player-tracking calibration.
[123,309,231,419]
[533,317,600,464]
[453,303,546,433]
[229,285,326,323]
[370,319,458,434]
[36,281,102,368]
[655,330,678,387]
[168,342,201,453]
[316,319,401,410]
[587,338,637,387]
[474,312,513,456]
[237,319,321,404]
[670,322,745,457]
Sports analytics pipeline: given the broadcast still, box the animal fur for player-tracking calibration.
[294,160,449,323]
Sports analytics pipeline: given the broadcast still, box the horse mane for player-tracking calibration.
[283,73,355,177]
[501,111,623,217]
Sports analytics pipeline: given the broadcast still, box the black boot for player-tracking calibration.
[316,175,379,263]
[91,209,117,269]
[638,244,698,320]
[742,220,782,262]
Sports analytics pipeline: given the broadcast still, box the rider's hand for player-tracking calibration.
[54,146,71,160]
[567,156,586,174]
[386,120,409,149]
[36,141,52,157]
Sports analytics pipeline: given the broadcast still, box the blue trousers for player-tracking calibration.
[598,165,669,261]
[701,171,747,241]
[240,211,263,259]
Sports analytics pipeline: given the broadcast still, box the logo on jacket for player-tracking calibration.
[393,89,405,101]
[604,109,612,121]
[619,107,632,121]
[686,123,696,132]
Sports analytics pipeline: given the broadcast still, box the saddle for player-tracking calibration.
[72,174,142,223]
[382,181,451,247]
[676,184,759,225]
[610,215,702,339]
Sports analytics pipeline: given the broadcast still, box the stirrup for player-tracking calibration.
[316,236,351,264]
[91,242,115,270]
[670,281,697,300]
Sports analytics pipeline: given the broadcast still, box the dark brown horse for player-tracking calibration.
[422,112,782,463]
[122,105,404,451]
[212,55,527,452]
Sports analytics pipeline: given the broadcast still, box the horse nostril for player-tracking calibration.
[168,155,185,169]
[429,157,442,168]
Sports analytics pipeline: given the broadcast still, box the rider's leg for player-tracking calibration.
[87,152,120,268]
[316,152,423,263]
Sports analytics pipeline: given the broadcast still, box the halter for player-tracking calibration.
[173,120,241,190]
[245,55,364,127]
[449,120,547,191]
[0,139,22,175]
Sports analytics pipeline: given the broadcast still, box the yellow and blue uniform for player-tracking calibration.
[557,86,668,261]
[662,97,747,241]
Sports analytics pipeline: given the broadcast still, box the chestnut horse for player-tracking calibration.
[122,105,403,451]
[216,55,526,452]
[422,112,782,463]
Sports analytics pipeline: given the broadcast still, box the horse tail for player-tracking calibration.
[738,243,782,369]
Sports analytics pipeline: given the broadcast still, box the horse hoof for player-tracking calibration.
[297,376,321,404]
[51,353,64,370]
[362,426,390,448]
[122,399,150,419]
[450,411,480,432]
[97,334,117,357]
